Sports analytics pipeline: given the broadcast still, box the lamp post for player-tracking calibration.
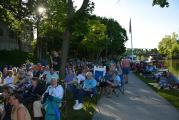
[36,6,45,61]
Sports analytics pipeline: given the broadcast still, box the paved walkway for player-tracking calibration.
[92,73,179,120]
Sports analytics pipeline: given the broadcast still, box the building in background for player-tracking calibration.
[0,21,18,50]
[20,23,34,52]
[0,21,33,52]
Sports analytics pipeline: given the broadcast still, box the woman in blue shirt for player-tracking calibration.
[73,72,97,110]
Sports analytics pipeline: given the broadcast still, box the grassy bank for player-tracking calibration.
[61,94,99,120]
[134,72,179,110]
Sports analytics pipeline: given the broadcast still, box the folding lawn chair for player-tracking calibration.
[93,65,106,82]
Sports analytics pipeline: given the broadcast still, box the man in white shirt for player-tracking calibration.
[33,77,63,119]
[43,78,64,100]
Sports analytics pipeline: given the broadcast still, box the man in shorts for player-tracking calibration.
[121,57,131,84]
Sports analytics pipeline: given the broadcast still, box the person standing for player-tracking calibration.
[121,57,131,84]
[50,51,60,71]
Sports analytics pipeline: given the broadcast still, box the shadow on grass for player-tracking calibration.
[61,94,100,120]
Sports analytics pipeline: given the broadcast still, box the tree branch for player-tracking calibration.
[76,0,90,14]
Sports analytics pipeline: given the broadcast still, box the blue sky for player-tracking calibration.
[74,0,179,49]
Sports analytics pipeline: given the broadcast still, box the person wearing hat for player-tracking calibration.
[45,68,59,85]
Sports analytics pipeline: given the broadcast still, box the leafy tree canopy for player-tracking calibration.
[158,33,179,58]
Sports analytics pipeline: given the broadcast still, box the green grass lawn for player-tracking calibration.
[61,94,100,120]
[134,72,179,110]
[26,93,99,120]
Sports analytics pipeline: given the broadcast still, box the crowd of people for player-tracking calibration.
[132,60,179,89]
[0,56,131,120]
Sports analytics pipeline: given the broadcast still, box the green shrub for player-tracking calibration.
[0,50,36,67]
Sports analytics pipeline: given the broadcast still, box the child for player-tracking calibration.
[113,71,122,87]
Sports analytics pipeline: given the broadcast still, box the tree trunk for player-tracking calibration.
[60,29,70,78]
[60,0,90,78]
[60,0,73,78]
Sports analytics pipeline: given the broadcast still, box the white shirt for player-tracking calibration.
[77,74,86,84]
[4,76,14,85]
[44,85,64,99]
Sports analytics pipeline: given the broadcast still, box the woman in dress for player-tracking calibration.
[9,93,31,120]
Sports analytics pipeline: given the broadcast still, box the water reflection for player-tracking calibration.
[164,60,179,80]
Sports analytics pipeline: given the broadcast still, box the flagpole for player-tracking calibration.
[131,27,133,62]
[129,18,133,62]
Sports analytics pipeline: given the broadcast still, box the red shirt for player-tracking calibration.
[121,59,131,68]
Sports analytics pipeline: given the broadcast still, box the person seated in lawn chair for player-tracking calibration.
[166,72,179,89]
[45,67,59,86]
[73,72,97,110]
[1,67,8,84]
[93,65,106,95]
[112,71,122,87]
[98,76,108,96]
[64,67,77,93]
[3,70,14,89]
[98,67,110,96]
[105,69,119,97]
[145,65,157,74]
[22,77,46,119]
[76,69,86,88]
[40,66,50,81]
[15,71,32,94]
[0,85,13,120]
[159,76,170,89]
[93,65,106,82]
[41,77,64,120]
